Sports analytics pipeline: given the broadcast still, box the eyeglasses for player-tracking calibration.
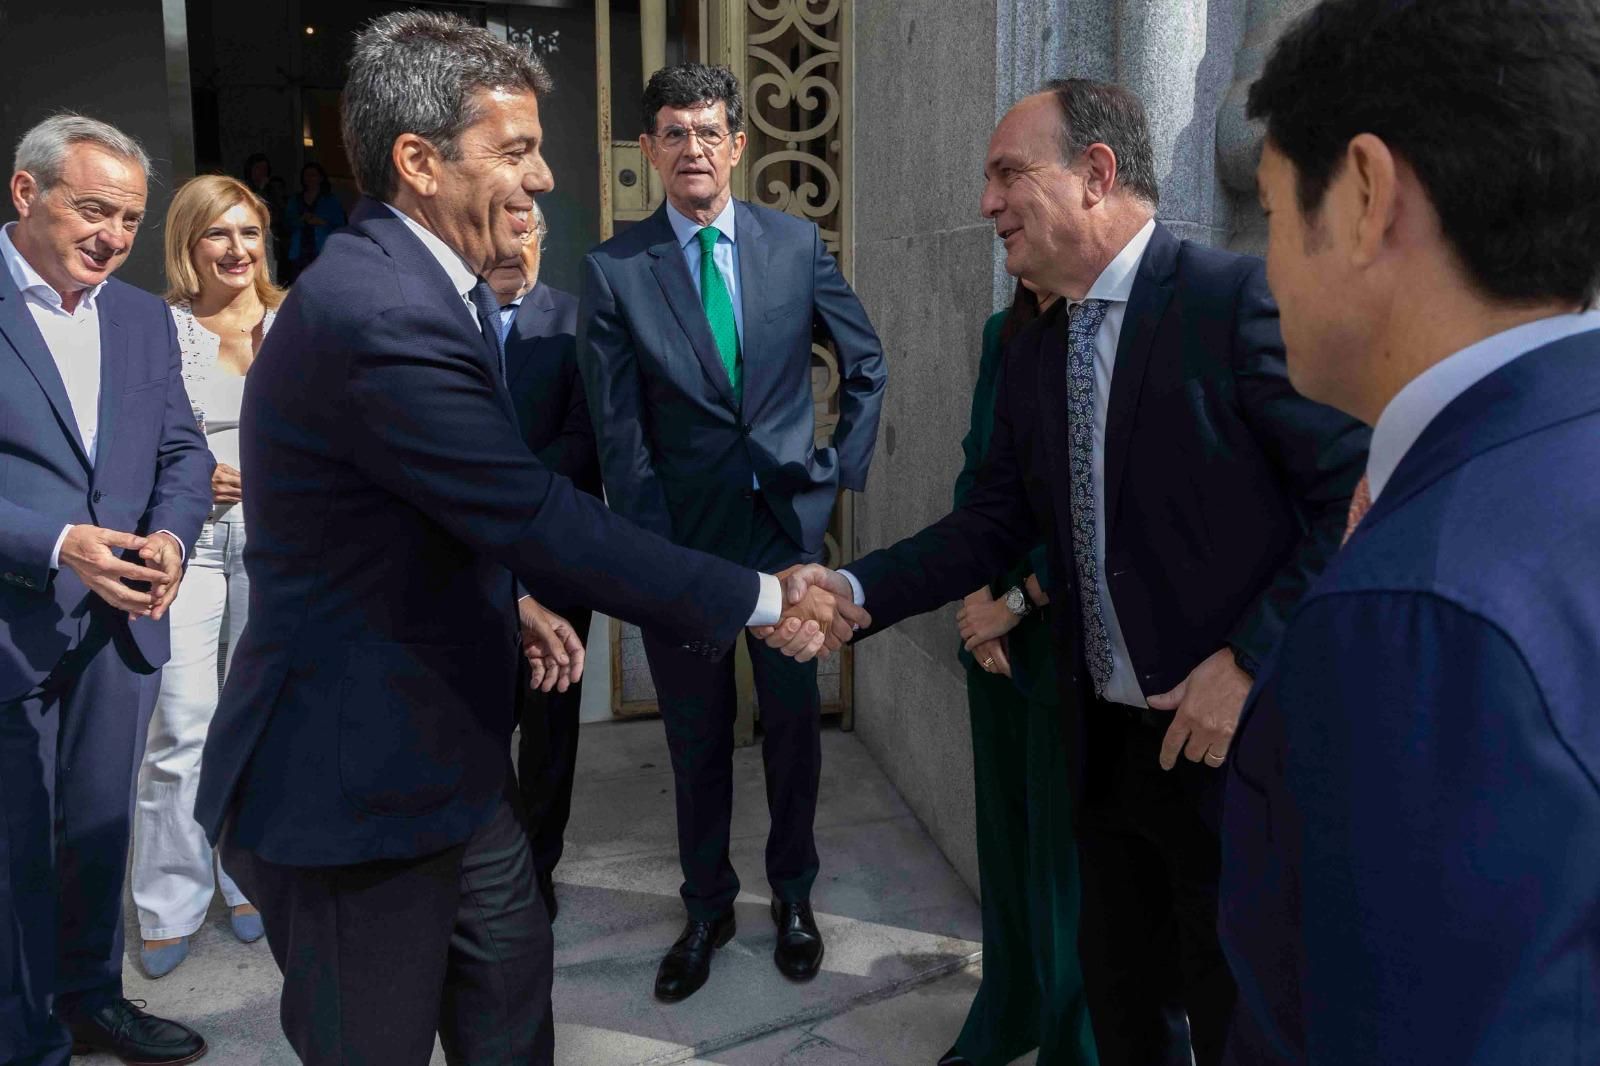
[653,124,730,150]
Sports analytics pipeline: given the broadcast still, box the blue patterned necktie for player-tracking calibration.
[1066,299,1114,696]
[468,280,507,383]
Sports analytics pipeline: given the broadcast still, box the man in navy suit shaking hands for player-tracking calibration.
[194,13,864,1065]
[1222,1,1600,1062]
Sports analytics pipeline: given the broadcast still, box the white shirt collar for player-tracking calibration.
[666,197,738,250]
[1082,218,1156,304]
[382,204,480,300]
[1367,309,1600,501]
[0,221,105,314]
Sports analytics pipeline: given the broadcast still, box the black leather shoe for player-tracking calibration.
[771,898,824,980]
[64,997,207,1064]
[937,1047,975,1066]
[654,911,736,1002]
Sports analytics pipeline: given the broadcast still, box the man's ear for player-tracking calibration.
[1344,133,1399,270]
[1081,143,1119,207]
[11,170,41,218]
[392,133,441,198]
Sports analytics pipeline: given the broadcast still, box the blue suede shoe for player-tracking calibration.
[230,908,265,943]
[139,938,189,979]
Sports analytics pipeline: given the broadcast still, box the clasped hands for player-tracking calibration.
[59,524,185,622]
[751,564,869,662]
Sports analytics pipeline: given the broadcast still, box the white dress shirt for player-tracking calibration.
[842,219,1157,706]
[665,197,744,345]
[382,204,782,626]
[1366,309,1600,503]
[1,222,104,461]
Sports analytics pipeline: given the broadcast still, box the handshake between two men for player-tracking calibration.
[516,563,869,693]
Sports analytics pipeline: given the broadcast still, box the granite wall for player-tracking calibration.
[849,0,1308,892]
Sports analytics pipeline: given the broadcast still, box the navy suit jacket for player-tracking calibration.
[849,224,1368,795]
[578,200,886,561]
[505,281,600,500]
[0,268,211,700]
[1221,330,1600,1065]
[196,198,760,866]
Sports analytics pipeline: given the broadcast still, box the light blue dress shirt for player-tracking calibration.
[1367,310,1600,501]
[665,198,744,345]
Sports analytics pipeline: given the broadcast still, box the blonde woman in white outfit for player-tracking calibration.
[132,175,283,977]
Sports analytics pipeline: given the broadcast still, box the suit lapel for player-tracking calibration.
[644,205,738,413]
[0,267,92,469]
[733,200,767,419]
[1102,224,1177,538]
[92,289,128,480]
[505,283,555,391]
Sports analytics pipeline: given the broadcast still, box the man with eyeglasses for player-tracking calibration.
[486,201,599,925]
[578,62,886,1003]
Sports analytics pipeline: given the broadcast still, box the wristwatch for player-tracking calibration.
[1003,585,1032,618]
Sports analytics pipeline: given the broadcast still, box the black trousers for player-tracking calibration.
[222,787,553,1066]
[0,620,158,1066]
[1075,702,1235,1066]
[642,495,822,922]
[516,606,591,898]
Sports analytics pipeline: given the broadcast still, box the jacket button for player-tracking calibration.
[92,490,104,503]
[741,424,752,436]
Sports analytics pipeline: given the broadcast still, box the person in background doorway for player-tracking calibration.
[489,200,602,922]
[283,160,344,282]
[941,278,1098,1066]
[579,62,887,1004]
[241,153,287,280]
[130,174,282,980]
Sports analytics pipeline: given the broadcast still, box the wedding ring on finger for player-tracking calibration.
[982,657,996,670]
[1204,749,1227,765]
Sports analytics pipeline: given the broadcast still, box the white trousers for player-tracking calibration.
[132,519,251,939]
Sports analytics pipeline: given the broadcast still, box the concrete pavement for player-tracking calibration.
[102,720,1021,1064]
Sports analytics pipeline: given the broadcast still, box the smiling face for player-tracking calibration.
[641,100,747,219]
[192,201,267,302]
[425,87,553,277]
[9,143,147,304]
[979,94,1098,297]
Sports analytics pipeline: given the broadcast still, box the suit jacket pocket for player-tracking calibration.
[338,642,473,817]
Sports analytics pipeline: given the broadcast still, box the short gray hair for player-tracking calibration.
[342,10,553,202]
[13,113,151,192]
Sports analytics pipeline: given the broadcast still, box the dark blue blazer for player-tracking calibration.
[505,281,600,500]
[0,268,212,700]
[196,198,760,867]
[578,200,886,560]
[848,224,1367,795]
[1221,330,1600,1065]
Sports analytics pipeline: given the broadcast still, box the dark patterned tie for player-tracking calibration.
[1066,299,1114,696]
[468,280,507,383]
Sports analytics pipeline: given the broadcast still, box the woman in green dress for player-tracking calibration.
[941,281,1098,1066]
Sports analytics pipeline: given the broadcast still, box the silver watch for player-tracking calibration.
[1003,586,1031,617]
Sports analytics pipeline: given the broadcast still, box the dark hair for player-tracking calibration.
[1248,0,1600,307]
[642,63,744,135]
[299,161,329,193]
[343,10,552,201]
[1042,78,1159,206]
[999,279,1043,349]
[241,152,270,182]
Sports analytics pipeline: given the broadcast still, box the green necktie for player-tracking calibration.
[696,225,742,402]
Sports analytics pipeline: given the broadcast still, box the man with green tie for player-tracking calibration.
[578,62,886,1004]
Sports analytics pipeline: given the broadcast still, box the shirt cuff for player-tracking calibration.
[153,530,186,564]
[746,572,784,627]
[50,524,71,571]
[839,568,866,608]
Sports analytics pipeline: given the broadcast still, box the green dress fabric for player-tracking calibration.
[949,311,1098,1066]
